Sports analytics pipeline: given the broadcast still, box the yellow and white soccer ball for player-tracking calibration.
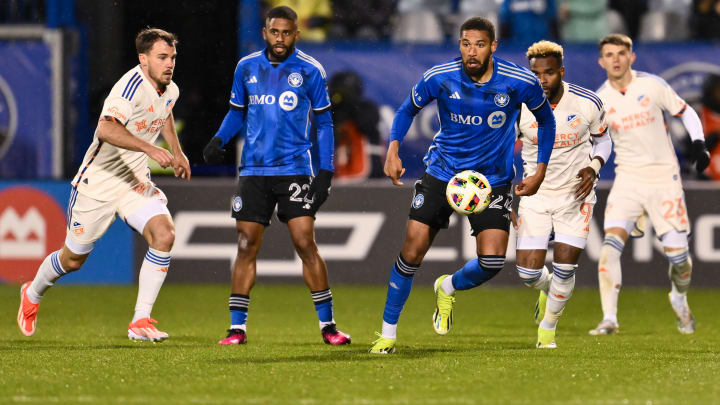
[445,170,493,215]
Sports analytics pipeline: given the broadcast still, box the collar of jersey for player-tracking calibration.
[134,64,169,100]
[262,47,298,67]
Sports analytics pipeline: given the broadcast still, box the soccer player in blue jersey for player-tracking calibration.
[369,17,556,354]
[202,6,350,346]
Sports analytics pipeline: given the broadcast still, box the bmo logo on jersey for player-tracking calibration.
[449,113,483,125]
[279,91,298,111]
[249,94,276,105]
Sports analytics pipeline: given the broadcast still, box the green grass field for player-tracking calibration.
[2,284,719,404]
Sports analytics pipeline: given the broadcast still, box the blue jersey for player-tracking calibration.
[396,56,550,187]
[229,48,332,176]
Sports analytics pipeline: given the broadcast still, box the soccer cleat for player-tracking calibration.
[536,327,557,349]
[17,282,39,337]
[218,328,247,345]
[630,212,647,238]
[588,320,619,335]
[369,332,396,354]
[669,293,696,334]
[128,318,169,342]
[432,275,455,335]
[321,324,351,345]
[533,290,548,325]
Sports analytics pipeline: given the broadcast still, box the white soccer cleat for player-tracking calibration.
[669,293,695,334]
[128,317,169,342]
[588,320,619,336]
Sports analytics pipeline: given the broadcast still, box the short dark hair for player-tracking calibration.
[266,6,298,23]
[598,33,632,53]
[135,28,177,54]
[459,17,495,42]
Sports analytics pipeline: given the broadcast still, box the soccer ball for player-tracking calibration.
[445,170,492,215]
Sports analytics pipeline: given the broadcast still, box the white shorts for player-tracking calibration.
[65,182,169,254]
[604,179,689,237]
[517,190,595,250]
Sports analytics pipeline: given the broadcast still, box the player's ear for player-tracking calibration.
[491,40,498,53]
[560,66,565,79]
[630,52,636,65]
[138,53,147,67]
[262,26,267,40]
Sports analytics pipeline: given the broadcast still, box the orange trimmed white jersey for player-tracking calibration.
[72,65,179,201]
[596,70,686,185]
[519,81,607,194]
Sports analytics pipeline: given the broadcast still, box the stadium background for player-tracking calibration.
[1,0,719,287]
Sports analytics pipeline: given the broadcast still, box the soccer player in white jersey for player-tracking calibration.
[515,41,611,348]
[590,34,711,336]
[17,28,190,342]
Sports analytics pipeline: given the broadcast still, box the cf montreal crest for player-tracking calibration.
[494,93,509,107]
[288,72,303,88]
[412,193,425,209]
[232,196,243,212]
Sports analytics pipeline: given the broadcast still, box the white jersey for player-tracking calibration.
[72,65,179,201]
[596,70,686,186]
[519,81,607,193]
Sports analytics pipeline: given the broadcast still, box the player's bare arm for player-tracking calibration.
[384,140,405,186]
[160,112,191,181]
[96,119,174,168]
[515,162,547,196]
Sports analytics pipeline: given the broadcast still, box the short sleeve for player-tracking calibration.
[654,77,686,116]
[520,79,547,111]
[410,75,438,109]
[309,69,331,111]
[100,94,133,126]
[230,62,246,108]
[589,105,609,136]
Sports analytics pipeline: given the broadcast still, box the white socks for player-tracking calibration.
[541,263,577,330]
[27,250,66,304]
[381,321,397,339]
[441,275,455,295]
[667,248,692,296]
[599,234,624,324]
[516,265,551,291]
[133,248,170,322]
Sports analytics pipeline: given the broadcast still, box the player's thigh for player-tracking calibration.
[65,188,117,256]
[468,185,513,237]
[645,185,690,237]
[116,182,171,236]
[400,219,439,264]
[231,176,276,226]
[552,193,595,250]
[604,183,644,232]
[408,173,455,230]
[274,175,316,223]
[516,194,553,251]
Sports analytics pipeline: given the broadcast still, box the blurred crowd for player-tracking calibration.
[264,0,720,43]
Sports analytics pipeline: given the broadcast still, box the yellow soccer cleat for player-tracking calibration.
[432,275,456,335]
[536,327,557,349]
[369,332,396,354]
[533,290,547,325]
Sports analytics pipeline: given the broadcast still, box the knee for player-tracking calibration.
[236,232,262,257]
[59,252,86,272]
[151,227,175,252]
[293,236,318,258]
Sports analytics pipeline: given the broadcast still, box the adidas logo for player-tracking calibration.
[449,91,461,99]
[247,76,258,84]
[146,105,154,113]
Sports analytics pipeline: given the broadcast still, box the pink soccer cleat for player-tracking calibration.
[321,324,351,345]
[128,318,169,342]
[17,282,39,337]
[218,329,247,345]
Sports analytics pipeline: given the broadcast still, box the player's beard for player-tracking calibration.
[149,65,172,89]
[266,40,295,62]
[464,53,491,80]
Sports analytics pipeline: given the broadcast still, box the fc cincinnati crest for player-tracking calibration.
[494,93,509,107]
[412,194,425,209]
[288,72,303,88]
[232,196,243,212]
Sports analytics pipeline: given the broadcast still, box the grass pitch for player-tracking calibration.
[1,284,719,404]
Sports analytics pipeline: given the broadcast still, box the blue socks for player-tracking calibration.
[229,294,249,328]
[451,255,505,290]
[311,289,334,324]
[382,255,420,324]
